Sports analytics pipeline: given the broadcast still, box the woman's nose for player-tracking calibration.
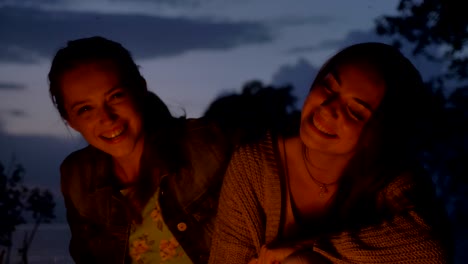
[99,104,118,124]
[320,94,339,119]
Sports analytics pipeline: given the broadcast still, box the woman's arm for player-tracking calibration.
[311,173,450,263]
[62,195,97,263]
[208,144,267,264]
[312,210,448,263]
[60,158,98,264]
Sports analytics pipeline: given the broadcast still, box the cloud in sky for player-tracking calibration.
[108,0,209,8]
[0,0,60,5]
[0,108,28,128]
[0,0,223,10]
[0,0,204,4]
[268,15,333,27]
[271,58,318,108]
[0,82,26,90]
[276,29,447,103]
[0,5,273,63]
[287,30,386,54]
[7,109,28,117]
[306,30,445,82]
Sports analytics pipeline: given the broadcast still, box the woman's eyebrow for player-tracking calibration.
[104,85,123,96]
[353,97,374,112]
[330,69,342,85]
[70,85,123,111]
[329,68,374,112]
[70,100,87,111]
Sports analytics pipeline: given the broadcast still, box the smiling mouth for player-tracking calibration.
[311,113,338,138]
[100,125,126,141]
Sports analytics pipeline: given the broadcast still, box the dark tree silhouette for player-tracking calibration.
[203,80,301,142]
[0,160,55,264]
[376,0,468,87]
[375,0,468,199]
[0,161,27,264]
[376,1,468,261]
[18,188,55,264]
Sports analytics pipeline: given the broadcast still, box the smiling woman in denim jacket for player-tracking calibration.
[48,36,235,264]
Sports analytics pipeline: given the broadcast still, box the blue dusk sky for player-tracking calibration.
[1,0,446,221]
[0,0,402,137]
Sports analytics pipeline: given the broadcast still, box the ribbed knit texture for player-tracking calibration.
[209,134,448,264]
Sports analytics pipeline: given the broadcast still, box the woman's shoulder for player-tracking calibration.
[226,131,282,193]
[60,145,111,192]
[182,118,278,162]
[61,145,106,171]
[179,118,236,166]
[233,131,277,163]
[184,118,226,142]
[378,166,439,213]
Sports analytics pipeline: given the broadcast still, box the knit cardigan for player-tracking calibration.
[209,133,449,264]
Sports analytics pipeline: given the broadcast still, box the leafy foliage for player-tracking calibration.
[203,80,301,141]
[0,160,55,264]
[376,0,468,83]
[376,1,468,257]
[26,188,55,223]
[0,162,28,248]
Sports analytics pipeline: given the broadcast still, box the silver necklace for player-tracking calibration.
[301,144,338,198]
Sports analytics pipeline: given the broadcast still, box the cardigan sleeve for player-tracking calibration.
[310,173,450,263]
[208,142,270,264]
[311,211,448,263]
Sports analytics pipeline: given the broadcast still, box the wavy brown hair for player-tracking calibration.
[48,36,188,222]
[305,43,438,230]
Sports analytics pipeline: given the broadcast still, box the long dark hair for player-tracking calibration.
[310,43,435,230]
[48,36,188,222]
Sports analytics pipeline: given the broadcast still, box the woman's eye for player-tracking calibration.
[322,82,333,93]
[348,107,365,121]
[110,90,128,102]
[112,91,125,99]
[77,106,92,115]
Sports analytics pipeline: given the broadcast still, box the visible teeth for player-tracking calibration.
[313,115,336,136]
[104,127,124,139]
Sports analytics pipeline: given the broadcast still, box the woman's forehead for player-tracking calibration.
[327,62,386,109]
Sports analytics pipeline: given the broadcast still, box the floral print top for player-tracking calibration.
[125,188,192,264]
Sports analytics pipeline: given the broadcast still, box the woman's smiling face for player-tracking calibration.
[61,61,145,159]
[300,60,386,157]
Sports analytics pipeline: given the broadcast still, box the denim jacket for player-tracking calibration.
[60,119,235,264]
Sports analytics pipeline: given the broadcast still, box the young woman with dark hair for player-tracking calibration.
[209,42,451,264]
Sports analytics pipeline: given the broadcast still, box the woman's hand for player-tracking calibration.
[255,245,297,264]
[248,258,259,264]
[249,245,331,264]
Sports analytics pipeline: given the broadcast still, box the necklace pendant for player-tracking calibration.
[319,185,328,198]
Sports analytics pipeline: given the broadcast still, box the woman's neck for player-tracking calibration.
[112,139,145,185]
[113,157,140,185]
[290,137,352,184]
